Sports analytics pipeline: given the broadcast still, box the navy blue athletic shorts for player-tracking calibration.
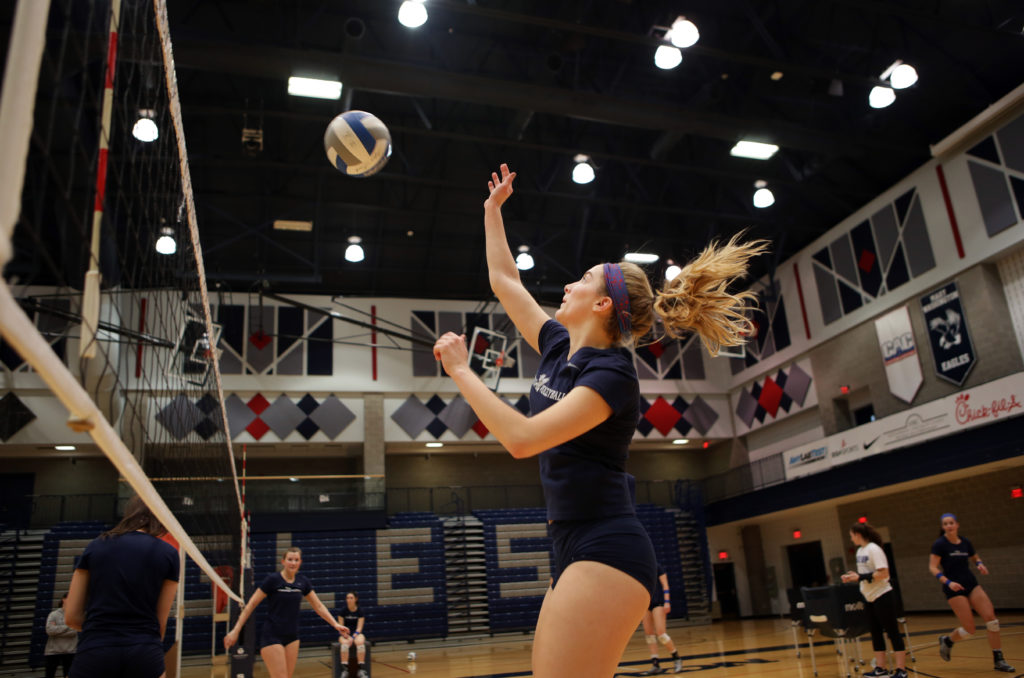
[71,643,165,678]
[548,514,657,601]
[260,631,299,649]
[944,573,979,600]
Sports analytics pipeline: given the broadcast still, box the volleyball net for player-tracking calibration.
[0,0,243,619]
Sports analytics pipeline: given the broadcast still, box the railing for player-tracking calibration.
[699,452,786,504]
[29,494,119,528]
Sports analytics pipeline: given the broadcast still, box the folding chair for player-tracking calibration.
[801,585,870,678]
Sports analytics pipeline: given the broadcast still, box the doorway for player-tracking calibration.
[787,540,828,588]
[713,562,740,619]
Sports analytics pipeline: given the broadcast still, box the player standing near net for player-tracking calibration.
[930,513,1015,673]
[432,163,766,678]
[64,496,179,678]
[337,591,368,678]
[223,547,349,678]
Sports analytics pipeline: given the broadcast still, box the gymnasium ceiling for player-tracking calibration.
[165,0,1024,306]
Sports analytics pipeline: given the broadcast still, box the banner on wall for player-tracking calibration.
[874,305,922,403]
[921,282,975,386]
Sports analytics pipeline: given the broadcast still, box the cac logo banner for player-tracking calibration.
[921,282,975,386]
[874,305,923,403]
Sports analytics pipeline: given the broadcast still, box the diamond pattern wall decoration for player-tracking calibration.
[734,362,815,432]
[0,393,35,441]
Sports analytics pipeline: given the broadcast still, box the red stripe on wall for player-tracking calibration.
[793,263,811,340]
[135,297,147,378]
[936,164,965,259]
[371,305,378,381]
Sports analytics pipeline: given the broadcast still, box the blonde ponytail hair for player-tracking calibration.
[653,234,769,356]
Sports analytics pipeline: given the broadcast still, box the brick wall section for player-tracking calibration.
[836,468,1024,612]
[810,263,1024,436]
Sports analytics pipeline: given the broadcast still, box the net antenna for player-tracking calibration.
[0,0,244,669]
[468,326,517,392]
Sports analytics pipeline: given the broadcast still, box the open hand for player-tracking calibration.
[335,622,350,637]
[484,163,516,209]
[946,580,963,592]
[433,332,469,376]
[223,630,238,650]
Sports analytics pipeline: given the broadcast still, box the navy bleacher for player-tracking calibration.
[636,504,687,618]
[475,508,550,632]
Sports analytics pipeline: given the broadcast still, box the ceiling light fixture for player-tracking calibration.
[572,154,596,184]
[665,264,682,280]
[345,235,365,262]
[868,85,896,109]
[132,109,158,142]
[654,44,683,70]
[770,71,784,81]
[426,442,443,448]
[55,445,76,451]
[753,180,775,208]
[668,16,699,48]
[155,226,176,255]
[515,245,535,271]
[881,59,918,89]
[730,140,779,160]
[672,438,689,445]
[273,219,313,232]
[624,252,659,264]
[287,76,342,100]
[398,0,428,28]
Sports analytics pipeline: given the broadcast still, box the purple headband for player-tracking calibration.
[941,512,957,521]
[603,263,632,339]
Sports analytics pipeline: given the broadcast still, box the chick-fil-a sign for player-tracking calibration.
[954,392,1023,425]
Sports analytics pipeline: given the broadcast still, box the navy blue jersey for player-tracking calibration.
[259,573,312,637]
[340,605,362,631]
[931,535,975,584]
[76,532,179,652]
[532,320,639,521]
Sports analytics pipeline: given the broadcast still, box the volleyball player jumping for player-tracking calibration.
[432,163,766,678]
[223,547,349,678]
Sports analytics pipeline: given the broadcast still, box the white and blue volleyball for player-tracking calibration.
[324,110,392,177]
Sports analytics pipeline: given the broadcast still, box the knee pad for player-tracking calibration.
[645,635,657,646]
[658,633,672,646]
[986,619,1000,633]
[956,626,973,639]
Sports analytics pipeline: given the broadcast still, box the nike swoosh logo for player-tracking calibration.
[863,436,881,450]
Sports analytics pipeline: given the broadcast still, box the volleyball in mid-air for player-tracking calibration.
[323,110,392,177]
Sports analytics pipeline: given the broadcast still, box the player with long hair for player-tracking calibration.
[840,523,906,678]
[432,163,766,678]
[65,496,179,678]
[930,512,1014,672]
[223,547,348,678]
[337,591,367,678]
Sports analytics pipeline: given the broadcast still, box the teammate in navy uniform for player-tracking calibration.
[337,591,367,678]
[64,496,179,678]
[640,563,682,674]
[223,547,348,678]
[930,513,1014,672]
[840,523,906,678]
[432,163,766,678]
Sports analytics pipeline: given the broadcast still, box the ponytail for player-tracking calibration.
[850,522,884,546]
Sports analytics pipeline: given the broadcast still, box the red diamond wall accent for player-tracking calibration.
[644,396,682,435]
[247,393,270,415]
[245,417,270,440]
[757,377,784,418]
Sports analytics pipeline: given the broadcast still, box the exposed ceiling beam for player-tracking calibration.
[169,40,916,156]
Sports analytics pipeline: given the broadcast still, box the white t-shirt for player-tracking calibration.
[856,542,893,602]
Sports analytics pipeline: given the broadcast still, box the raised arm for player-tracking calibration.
[483,164,550,353]
[434,332,611,457]
[223,588,267,649]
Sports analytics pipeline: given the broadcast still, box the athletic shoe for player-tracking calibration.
[673,657,683,673]
[994,658,1015,672]
[339,669,349,678]
[863,668,889,677]
[938,635,952,662]
[892,669,908,678]
[357,670,369,678]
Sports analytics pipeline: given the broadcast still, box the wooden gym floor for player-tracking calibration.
[180,612,1024,678]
